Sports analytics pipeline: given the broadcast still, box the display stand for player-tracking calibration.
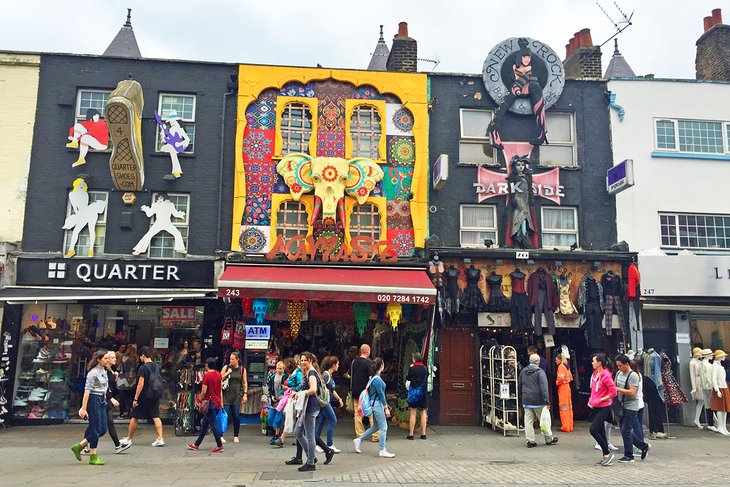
[174,364,202,436]
[480,344,519,437]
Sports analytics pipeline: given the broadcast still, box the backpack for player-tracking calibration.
[357,376,376,417]
[315,371,330,407]
[145,362,164,400]
[406,381,425,407]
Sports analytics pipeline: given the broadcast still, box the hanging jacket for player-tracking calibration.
[527,270,558,309]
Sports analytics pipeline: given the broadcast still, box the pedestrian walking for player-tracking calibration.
[187,357,224,452]
[289,352,330,471]
[315,355,344,453]
[406,352,429,440]
[220,351,248,444]
[350,344,377,442]
[353,358,395,458]
[519,353,559,448]
[71,350,110,465]
[118,346,165,449]
[615,354,651,463]
[588,353,618,466]
[555,351,574,432]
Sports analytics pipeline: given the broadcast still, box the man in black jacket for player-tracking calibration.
[519,353,559,448]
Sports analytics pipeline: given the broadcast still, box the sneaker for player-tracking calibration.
[608,443,619,451]
[640,443,651,460]
[329,444,341,453]
[594,443,601,450]
[379,449,395,458]
[315,445,324,453]
[618,456,635,463]
[273,438,283,448]
[115,442,132,454]
[210,446,224,453]
[526,441,537,448]
[105,79,145,191]
[600,454,615,466]
[353,438,362,454]
[81,446,91,455]
[151,438,165,447]
[655,432,667,439]
[420,434,427,440]
[186,443,199,450]
[546,437,559,445]
[285,457,303,465]
[707,426,718,433]
[221,438,227,444]
[324,449,334,465]
[297,464,315,472]
[119,437,132,447]
[233,437,239,443]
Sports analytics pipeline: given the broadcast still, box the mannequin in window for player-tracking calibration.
[601,270,625,338]
[689,347,707,429]
[461,265,487,312]
[555,271,578,318]
[506,155,535,249]
[485,271,510,312]
[428,255,446,324]
[701,348,718,432]
[642,347,666,439]
[577,271,603,350]
[710,350,730,436]
[527,267,557,336]
[509,268,531,331]
[444,265,462,323]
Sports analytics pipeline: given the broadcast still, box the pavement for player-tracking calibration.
[0,419,728,487]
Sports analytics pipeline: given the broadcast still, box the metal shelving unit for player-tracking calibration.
[480,344,519,437]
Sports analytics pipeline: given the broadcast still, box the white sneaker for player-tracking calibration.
[315,445,324,453]
[81,446,91,455]
[329,444,341,453]
[151,438,165,447]
[379,449,395,458]
[608,444,619,451]
[119,437,132,447]
[221,438,227,444]
[115,442,132,454]
[353,438,362,454]
[594,443,601,450]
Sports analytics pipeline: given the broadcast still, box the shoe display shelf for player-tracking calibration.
[480,344,519,437]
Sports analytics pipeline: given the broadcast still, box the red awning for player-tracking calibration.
[217,265,435,304]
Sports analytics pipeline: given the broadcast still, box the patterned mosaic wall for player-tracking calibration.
[239,79,417,257]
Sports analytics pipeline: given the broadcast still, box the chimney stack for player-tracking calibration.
[563,28,602,78]
[386,22,418,73]
[696,8,730,81]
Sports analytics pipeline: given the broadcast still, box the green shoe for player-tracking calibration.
[71,443,83,461]
[89,454,106,465]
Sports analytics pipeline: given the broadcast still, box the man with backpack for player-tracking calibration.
[350,344,377,441]
[119,346,165,449]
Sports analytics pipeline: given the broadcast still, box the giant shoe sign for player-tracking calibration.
[104,80,146,191]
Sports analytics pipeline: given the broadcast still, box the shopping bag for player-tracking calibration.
[283,399,295,434]
[539,407,552,436]
[216,407,228,434]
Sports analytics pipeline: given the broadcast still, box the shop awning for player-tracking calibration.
[217,265,436,304]
[0,286,216,303]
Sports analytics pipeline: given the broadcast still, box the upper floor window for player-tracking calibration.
[660,212,730,250]
[76,90,110,122]
[541,207,578,249]
[281,102,313,154]
[70,90,111,153]
[63,190,108,256]
[540,112,576,167]
[276,200,309,240]
[350,105,382,159]
[156,94,196,153]
[460,205,497,247]
[349,203,381,241]
[655,118,730,155]
[458,109,495,165]
[148,193,189,258]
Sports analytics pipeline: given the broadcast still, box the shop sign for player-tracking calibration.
[245,339,269,350]
[245,324,270,340]
[153,337,170,349]
[265,235,397,263]
[606,159,634,195]
[161,306,196,321]
[474,166,564,204]
[432,154,448,190]
[16,257,215,289]
[639,254,730,298]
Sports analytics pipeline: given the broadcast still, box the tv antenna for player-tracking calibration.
[596,1,634,47]
[418,51,441,72]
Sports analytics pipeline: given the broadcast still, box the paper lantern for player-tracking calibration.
[287,300,307,339]
[386,302,403,330]
[267,299,280,316]
[352,303,371,336]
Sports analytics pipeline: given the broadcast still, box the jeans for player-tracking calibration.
[620,409,648,458]
[224,403,241,437]
[85,394,107,449]
[523,406,553,443]
[195,404,222,448]
[589,407,611,455]
[358,400,387,451]
[315,403,337,446]
[633,407,645,442]
[294,408,319,466]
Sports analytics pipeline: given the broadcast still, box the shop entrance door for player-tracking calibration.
[439,327,477,425]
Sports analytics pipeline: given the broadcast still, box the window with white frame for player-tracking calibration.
[156,94,196,153]
[540,112,576,167]
[276,200,309,240]
[281,102,313,154]
[458,109,495,165]
[660,212,730,250]
[350,105,382,159]
[460,205,497,246]
[541,207,578,248]
[147,193,189,258]
[654,118,730,154]
[349,203,381,241]
[63,191,108,255]
[72,89,111,151]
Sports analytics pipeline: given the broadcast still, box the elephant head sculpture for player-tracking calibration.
[276,154,384,221]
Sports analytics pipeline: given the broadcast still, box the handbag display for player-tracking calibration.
[233,320,246,350]
[221,318,233,346]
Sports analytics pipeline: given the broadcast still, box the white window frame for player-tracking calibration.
[653,118,730,155]
[73,89,111,152]
[459,204,498,247]
[659,212,730,250]
[147,193,190,258]
[63,190,108,256]
[156,93,196,153]
[539,112,577,167]
[458,109,496,166]
[350,105,383,160]
[540,206,579,249]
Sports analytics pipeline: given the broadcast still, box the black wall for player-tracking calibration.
[22,54,238,255]
[428,74,617,250]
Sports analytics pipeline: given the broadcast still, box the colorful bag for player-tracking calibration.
[357,376,376,417]
[221,318,233,346]
[232,320,245,349]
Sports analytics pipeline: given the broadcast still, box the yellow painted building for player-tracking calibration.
[0,52,40,244]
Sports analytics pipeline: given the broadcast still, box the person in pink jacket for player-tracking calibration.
[588,353,618,466]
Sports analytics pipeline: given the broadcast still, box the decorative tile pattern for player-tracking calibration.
[387,103,414,135]
[386,200,413,230]
[245,89,277,130]
[272,173,289,194]
[382,166,414,201]
[239,225,270,253]
[383,93,401,104]
[243,128,274,162]
[370,179,383,198]
[387,229,415,257]
[387,135,415,167]
[242,194,271,226]
[279,82,315,98]
[317,129,346,157]
[244,161,277,197]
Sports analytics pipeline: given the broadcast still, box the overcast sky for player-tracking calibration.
[0,0,723,79]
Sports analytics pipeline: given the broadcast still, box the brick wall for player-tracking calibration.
[563,46,603,79]
[386,37,418,72]
[696,24,730,81]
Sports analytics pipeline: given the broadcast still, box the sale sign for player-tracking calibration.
[160,306,197,322]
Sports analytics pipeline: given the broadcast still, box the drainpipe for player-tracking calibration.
[216,80,236,252]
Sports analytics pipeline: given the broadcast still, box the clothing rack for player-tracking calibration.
[174,364,202,436]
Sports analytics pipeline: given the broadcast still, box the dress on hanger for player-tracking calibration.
[660,353,687,406]
[509,270,531,331]
[601,271,625,337]
[556,276,578,317]
[485,272,511,312]
[444,266,461,319]
[461,266,487,312]
[578,273,604,350]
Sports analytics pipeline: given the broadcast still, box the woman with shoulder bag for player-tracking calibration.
[588,353,618,466]
[187,357,224,453]
[406,352,428,440]
[353,358,395,458]
[315,356,344,453]
[220,351,248,444]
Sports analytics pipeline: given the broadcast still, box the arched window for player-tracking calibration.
[281,103,312,154]
[276,200,309,240]
[350,105,382,159]
[349,203,381,241]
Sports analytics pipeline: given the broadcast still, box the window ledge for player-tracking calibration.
[535,164,581,171]
[457,162,500,168]
[154,151,196,158]
[651,151,730,161]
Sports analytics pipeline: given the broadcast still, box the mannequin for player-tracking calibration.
[600,270,625,337]
[700,348,718,432]
[642,347,666,439]
[527,267,557,336]
[485,271,511,312]
[461,265,488,312]
[509,268,531,331]
[710,350,730,436]
[444,265,461,323]
[578,271,604,350]
[689,347,706,429]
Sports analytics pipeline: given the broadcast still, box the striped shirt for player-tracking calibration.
[85,366,109,395]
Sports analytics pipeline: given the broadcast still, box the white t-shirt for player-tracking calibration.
[636,373,644,409]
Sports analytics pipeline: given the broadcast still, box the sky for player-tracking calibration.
[0,0,724,79]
